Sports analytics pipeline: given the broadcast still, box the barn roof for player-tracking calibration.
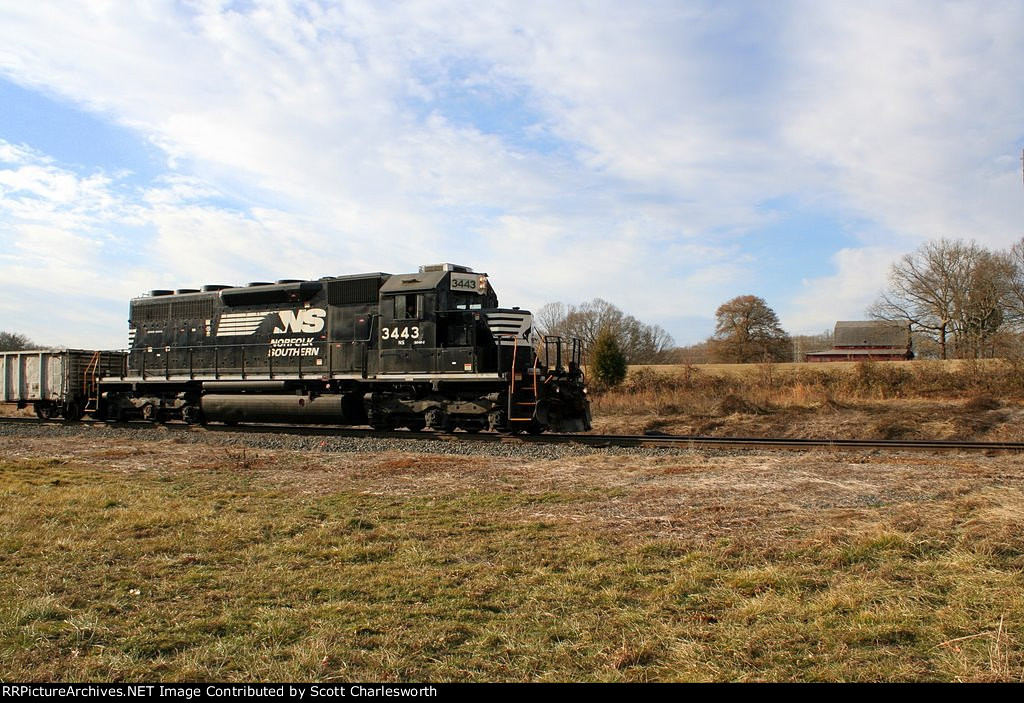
[833,321,911,348]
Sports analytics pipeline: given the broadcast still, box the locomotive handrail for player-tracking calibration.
[509,335,518,395]
[543,335,563,372]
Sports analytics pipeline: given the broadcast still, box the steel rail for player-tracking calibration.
[1,415,1022,453]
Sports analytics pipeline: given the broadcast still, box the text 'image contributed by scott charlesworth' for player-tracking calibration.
[1,685,440,699]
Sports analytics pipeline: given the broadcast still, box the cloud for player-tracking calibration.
[782,0,1024,244]
[789,244,904,335]
[1,0,1023,348]
[0,140,308,346]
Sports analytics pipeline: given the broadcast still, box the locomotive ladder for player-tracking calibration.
[506,336,540,426]
[83,351,101,412]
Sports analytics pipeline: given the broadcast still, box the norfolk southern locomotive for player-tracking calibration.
[15,264,590,433]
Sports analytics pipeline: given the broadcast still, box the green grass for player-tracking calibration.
[2,457,1023,682]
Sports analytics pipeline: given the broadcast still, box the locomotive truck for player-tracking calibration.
[1,264,591,434]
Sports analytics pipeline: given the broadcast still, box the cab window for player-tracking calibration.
[453,293,482,310]
[394,294,422,320]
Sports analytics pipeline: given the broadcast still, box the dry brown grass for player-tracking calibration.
[590,360,1024,440]
[3,431,1024,680]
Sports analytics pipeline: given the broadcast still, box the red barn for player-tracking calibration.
[805,321,913,363]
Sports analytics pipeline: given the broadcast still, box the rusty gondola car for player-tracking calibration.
[0,349,126,420]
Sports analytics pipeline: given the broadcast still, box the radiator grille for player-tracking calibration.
[327,277,384,305]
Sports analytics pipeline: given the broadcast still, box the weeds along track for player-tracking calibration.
[2,415,1023,454]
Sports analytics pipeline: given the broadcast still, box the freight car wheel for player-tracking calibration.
[61,402,85,422]
[33,402,58,420]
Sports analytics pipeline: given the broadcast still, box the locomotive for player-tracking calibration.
[91,263,591,433]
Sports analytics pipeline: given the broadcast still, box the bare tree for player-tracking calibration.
[0,331,39,351]
[666,341,711,364]
[1003,239,1024,329]
[708,295,790,363]
[871,239,1016,359]
[954,249,1014,358]
[533,302,566,342]
[535,298,674,363]
[870,239,981,359]
[791,329,834,362]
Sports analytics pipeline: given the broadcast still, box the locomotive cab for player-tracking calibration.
[367,263,590,432]
[377,264,500,376]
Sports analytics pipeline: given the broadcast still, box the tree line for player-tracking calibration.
[870,238,1024,359]
[534,299,675,363]
[0,331,40,352]
[536,295,806,366]
[542,237,1024,368]
[686,237,1024,363]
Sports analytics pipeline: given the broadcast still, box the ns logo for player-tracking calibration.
[273,308,326,334]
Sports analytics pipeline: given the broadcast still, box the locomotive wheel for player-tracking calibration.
[488,409,509,433]
[182,405,203,425]
[405,419,426,432]
[460,419,485,434]
[424,409,455,433]
[368,410,395,431]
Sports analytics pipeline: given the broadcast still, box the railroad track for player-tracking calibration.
[2,415,1022,453]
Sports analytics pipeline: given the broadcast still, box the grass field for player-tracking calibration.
[2,432,1024,681]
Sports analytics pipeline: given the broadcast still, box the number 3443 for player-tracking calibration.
[382,326,421,340]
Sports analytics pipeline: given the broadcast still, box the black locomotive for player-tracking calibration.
[99,263,591,433]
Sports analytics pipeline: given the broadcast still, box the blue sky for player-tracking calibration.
[1,0,1023,348]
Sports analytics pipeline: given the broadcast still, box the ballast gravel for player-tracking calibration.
[0,420,742,461]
